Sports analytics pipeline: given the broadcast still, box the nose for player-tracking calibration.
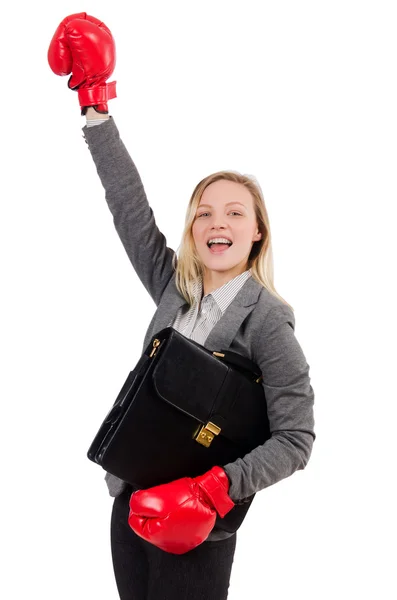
[207,214,228,236]
[210,219,227,230]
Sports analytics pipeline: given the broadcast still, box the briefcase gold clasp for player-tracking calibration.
[195,422,221,448]
[149,338,161,358]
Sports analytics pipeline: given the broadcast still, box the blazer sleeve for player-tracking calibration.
[82,117,176,306]
[223,304,315,502]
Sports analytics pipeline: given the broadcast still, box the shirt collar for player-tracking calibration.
[192,268,252,314]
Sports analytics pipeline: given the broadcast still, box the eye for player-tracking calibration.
[197,211,242,218]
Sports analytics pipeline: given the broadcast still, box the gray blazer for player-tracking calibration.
[82,117,315,526]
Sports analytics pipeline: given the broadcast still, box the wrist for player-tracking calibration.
[85,107,110,120]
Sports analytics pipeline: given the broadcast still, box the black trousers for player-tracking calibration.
[110,485,237,600]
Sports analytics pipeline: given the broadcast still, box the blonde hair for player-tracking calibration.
[171,170,293,311]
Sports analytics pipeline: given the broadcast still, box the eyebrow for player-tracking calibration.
[197,202,247,209]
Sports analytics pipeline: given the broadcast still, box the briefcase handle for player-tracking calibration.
[212,349,262,383]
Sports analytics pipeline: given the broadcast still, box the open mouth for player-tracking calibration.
[207,241,232,254]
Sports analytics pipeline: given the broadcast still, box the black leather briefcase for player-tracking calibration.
[87,326,271,533]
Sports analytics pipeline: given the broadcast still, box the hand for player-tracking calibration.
[128,466,235,554]
[48,12,117,115]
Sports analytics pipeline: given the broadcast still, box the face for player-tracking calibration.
[191,180,262,282]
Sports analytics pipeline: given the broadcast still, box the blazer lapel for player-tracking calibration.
[145,274,262,352]
[203,276,261,350]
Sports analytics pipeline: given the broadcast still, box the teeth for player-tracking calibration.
[207,238,232,247]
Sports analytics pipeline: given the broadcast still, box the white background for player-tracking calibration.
[1,1,396,598]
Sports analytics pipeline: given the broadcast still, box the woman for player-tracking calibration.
[49,13,315,600]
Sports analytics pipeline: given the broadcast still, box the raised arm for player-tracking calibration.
[82,115,176,305]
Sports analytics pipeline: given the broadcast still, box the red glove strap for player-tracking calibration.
[78,81,117,106]
[196,466,235,518]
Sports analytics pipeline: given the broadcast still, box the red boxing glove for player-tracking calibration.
[128,466,235,554]
[48,12,117,115]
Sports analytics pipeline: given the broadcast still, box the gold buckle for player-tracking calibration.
[195,422,221,448]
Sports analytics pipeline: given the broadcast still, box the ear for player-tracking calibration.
[253,230,262,242]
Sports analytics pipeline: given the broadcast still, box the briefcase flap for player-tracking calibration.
[150,330,269,450]
[152,335,227,423]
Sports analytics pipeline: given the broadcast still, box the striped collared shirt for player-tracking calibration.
[168,268,252,345]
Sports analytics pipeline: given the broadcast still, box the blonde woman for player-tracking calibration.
[49,13,315,600]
